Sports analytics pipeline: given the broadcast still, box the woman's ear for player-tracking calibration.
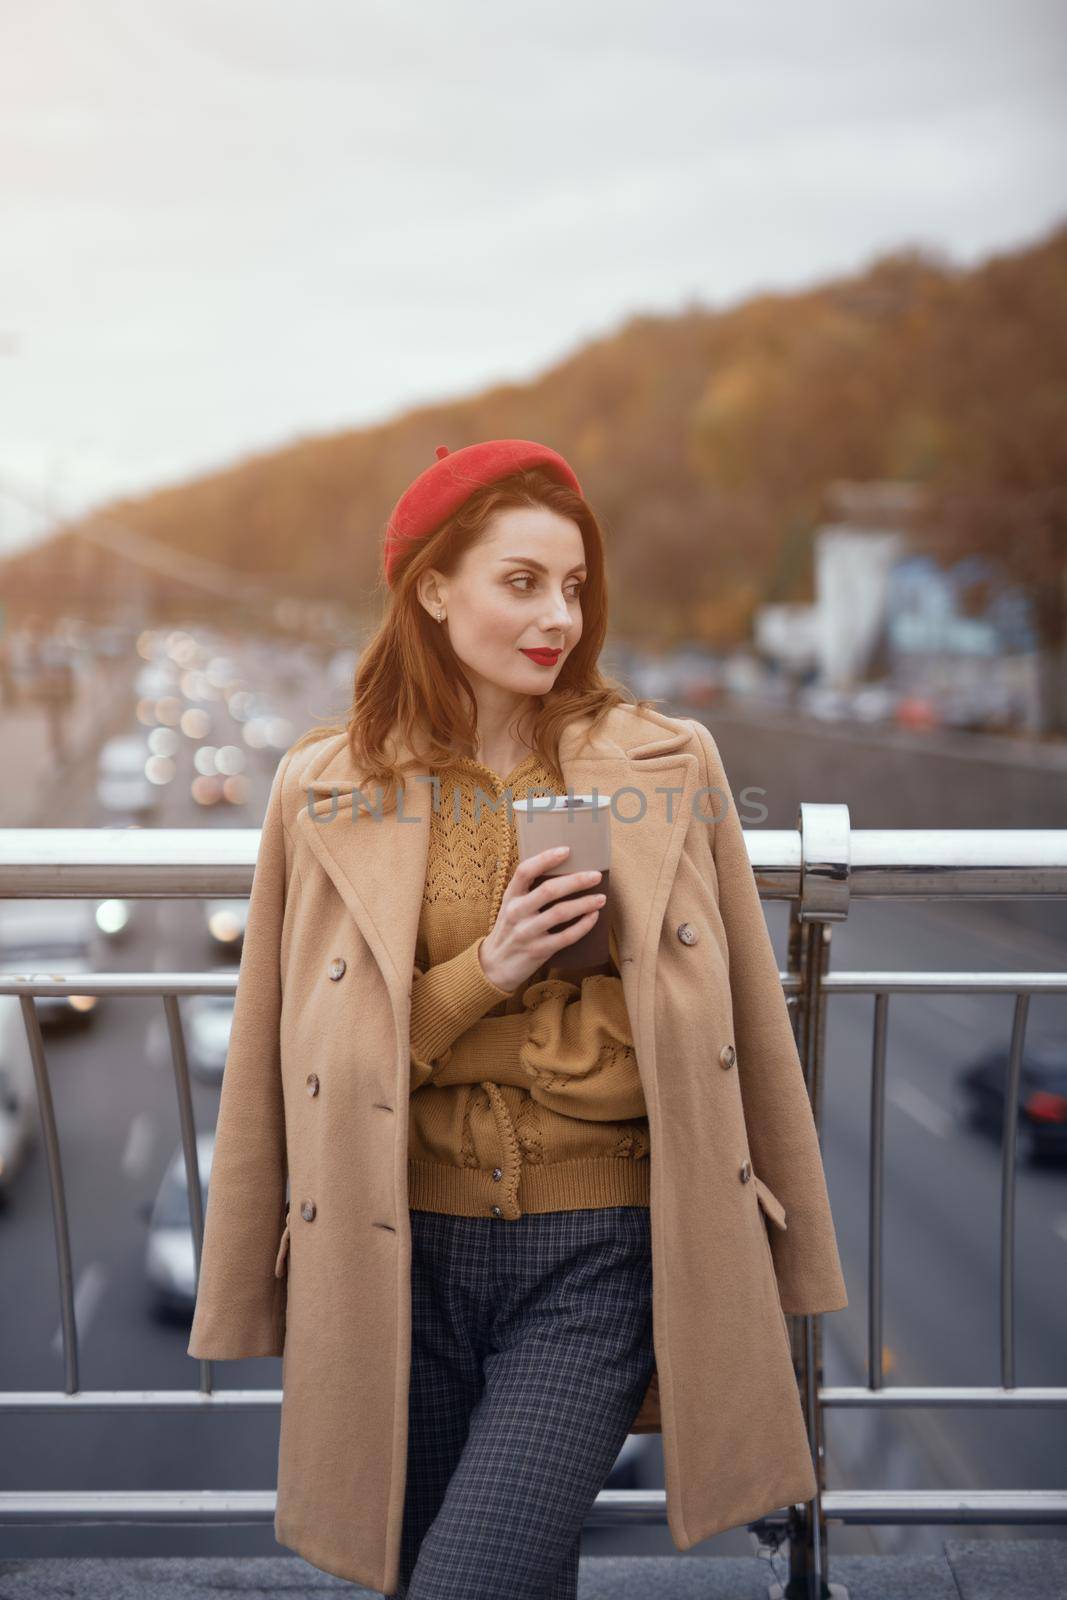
[415,570,446,621]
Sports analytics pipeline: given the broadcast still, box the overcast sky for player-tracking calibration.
[1,0,1064,554]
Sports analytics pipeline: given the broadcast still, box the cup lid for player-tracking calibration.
[511,793,611,814]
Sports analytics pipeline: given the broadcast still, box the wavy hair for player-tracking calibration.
[290,465,662,812]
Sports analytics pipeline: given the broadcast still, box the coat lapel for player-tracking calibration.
[295,730,433,1021]
[292,706,699,1098]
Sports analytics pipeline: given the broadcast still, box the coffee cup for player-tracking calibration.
[512,792,612,973]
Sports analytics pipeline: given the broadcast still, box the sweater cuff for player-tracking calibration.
[410,936,515,1074]
[425,1011,533,1089]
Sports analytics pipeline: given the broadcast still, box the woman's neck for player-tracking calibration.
[472,700,539,779]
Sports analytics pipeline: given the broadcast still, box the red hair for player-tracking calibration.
[291,466,660,812]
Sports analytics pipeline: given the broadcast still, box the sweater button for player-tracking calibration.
[306,1072,320,1096]
[677,922,699,945]
[301,1199,317,1220]
[491,1167,502,1181]
[328,957,346,980]
[490,1204,503,1218]
[739,1161,752,1184]
[719,1043,736,1069]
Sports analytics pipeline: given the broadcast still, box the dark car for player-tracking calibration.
[957,1046,1067,1161]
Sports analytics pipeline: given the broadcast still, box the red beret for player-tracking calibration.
[383,438,583,588]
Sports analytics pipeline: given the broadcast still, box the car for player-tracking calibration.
[183,993,235,1085]
[672,647,724,708]
[628,653,677,703]
[96,734,158,819]
[605,1431,659,1490]
[144,979,236,1084]
[0,994,38,1202]
[0,900,102,1029]
[143,1132,215,1317]
[798,684,853,723]
[849,682,898,724]
[894,694,939,732]
[956,1046,1067,1162]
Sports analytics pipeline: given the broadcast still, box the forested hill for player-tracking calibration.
[8,219,1066,642]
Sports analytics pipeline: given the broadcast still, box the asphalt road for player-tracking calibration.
[1,664,1064,1567]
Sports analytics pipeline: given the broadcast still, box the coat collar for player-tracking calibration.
[291,704,699,1071]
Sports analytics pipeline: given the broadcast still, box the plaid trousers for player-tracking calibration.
[392,1204,655,1600]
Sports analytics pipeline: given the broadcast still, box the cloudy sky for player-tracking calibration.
[1,0,1064,553]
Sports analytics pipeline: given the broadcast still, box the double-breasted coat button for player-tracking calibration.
[739,1160,752,1183]
[328,957,346,980]
[490,1204,503,1218]
[300,1199,317,1221]
[491,1167,502,1181]
[719,1043,736,1069]
[306,1072,320,1096]
[677,922,699,945]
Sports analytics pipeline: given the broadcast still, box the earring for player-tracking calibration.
[436,606,445,623]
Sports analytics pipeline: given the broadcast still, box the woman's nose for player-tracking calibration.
[542,595,571,627]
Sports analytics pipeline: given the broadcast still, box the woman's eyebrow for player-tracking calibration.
[497,556,588,575]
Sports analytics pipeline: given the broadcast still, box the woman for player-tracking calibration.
[188,439,848,1599]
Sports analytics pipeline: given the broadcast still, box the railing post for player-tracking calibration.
[783,803,852,1600]
[17,994,80,1396]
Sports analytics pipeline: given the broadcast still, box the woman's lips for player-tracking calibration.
[520,648,561,666]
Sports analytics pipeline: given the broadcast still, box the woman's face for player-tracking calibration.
[425,504,586,703]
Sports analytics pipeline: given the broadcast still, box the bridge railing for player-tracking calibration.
[1,808,1066,1600]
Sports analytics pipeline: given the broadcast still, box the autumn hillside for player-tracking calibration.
[5,219,1066,645]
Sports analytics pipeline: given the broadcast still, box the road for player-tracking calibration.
[0,661,1064,1566]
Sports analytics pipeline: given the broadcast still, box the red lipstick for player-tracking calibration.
[520,648,561,667]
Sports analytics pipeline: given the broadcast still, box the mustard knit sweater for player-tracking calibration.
[407,748,650,1219]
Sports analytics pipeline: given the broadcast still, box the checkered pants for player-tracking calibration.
[392,1204,655,1600]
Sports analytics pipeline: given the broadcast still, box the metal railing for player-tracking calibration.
[1,807,1066,1600]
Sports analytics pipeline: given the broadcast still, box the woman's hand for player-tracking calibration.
[478,845,606,995]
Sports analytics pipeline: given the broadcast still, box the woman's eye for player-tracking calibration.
[509,576,584,599]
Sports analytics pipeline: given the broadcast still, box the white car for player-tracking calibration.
[184,993,235,1085]
[96,734,157,818]
[144,1132,215,1316]
[0,900,102,1029]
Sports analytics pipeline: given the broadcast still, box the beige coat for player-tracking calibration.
[187,702,848,1594]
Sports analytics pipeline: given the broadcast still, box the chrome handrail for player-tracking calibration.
[1,822,1066,899]
[2,812,1066,1597]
